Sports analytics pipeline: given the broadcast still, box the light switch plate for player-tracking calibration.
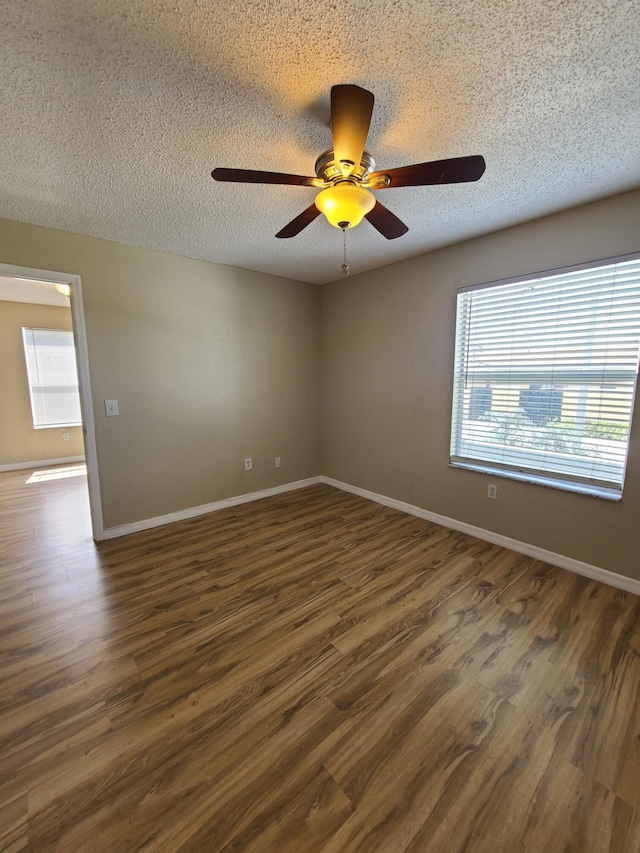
[105,399,119,416]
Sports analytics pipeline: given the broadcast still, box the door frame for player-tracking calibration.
[0,262,105,540]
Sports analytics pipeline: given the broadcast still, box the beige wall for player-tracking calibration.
[2,189,639,579]
[0,219,321,528]
[321,188,640,580]
[0,300,84,466]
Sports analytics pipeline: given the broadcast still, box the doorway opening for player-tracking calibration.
[0,263,104,540]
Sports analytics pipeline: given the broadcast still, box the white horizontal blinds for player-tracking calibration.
[22,328,82,428]
[450,257,640,495]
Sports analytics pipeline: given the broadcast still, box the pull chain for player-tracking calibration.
[341,227,350,276]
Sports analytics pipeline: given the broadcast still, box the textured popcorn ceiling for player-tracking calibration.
[1,0,639,284]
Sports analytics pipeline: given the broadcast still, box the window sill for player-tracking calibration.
[33,423,82,430]
[449,460,622,501]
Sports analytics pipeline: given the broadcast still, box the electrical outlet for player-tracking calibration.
[244,457,252,471]
[62,432,70,441]
[274,456,281,468]
[487,483,498,499]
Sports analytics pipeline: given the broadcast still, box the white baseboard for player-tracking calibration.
[100,472,640,596]
[103,476,324,539]
[0,456,85,473]
[319,476,640,597]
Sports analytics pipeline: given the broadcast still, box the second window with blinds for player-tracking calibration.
[449,253,640,500]
[22,327,82,430]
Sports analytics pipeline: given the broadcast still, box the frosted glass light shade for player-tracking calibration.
[314,182,376,229]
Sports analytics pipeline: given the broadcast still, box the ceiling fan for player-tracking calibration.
[211,84,485,240]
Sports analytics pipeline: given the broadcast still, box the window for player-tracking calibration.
[450,254,640,500]
[22,328,82,429]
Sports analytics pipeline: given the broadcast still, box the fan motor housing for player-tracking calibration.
[314,149,375,184]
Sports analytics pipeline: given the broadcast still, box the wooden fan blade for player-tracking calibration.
[275,204,321,238]
[330,85,374,174]
[369,155,486,188]
[212,168,316,186]
[365,200,408,240]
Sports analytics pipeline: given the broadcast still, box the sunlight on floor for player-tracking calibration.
[26,464,87,484]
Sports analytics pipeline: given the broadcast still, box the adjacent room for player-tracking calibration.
[1,0,639,850]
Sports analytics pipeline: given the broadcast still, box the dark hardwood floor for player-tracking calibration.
[1,465,639,852]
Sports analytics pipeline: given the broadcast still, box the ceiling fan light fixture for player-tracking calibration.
[314,182,375,229]
[212,85,485,240]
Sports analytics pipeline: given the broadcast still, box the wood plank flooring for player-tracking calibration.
[1,465,640,852]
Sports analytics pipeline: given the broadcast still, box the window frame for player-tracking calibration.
[449,251,640,501]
